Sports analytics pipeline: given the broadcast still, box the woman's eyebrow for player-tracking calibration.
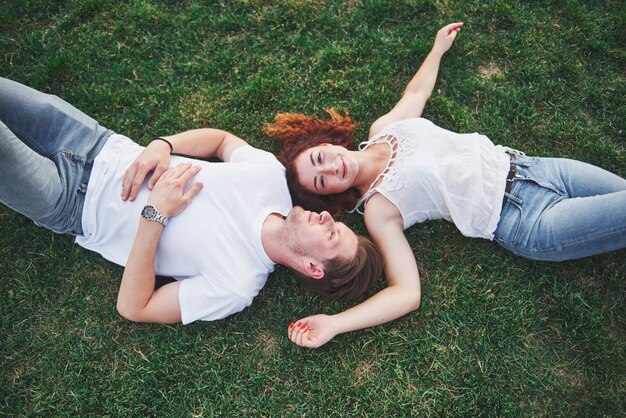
[310,151,320,190]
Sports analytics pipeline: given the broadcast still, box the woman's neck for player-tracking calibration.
[353,143,391,195]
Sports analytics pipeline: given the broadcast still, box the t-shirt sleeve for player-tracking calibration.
[177,275,252,324]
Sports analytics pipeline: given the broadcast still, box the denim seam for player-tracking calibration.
[4,119,50,157]
[525,222,626,254]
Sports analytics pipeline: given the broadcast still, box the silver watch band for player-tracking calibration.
[141,204,169,227]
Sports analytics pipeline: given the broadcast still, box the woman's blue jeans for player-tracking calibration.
[0,78,112,235]
[493,155,626,260]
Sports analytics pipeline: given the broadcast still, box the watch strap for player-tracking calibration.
[141,204,169,227]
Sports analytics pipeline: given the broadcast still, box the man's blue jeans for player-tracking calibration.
[493,155,626,260]
[0,78,112,235]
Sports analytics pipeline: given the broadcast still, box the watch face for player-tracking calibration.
[142,205,156,219]
[141,204,167,226]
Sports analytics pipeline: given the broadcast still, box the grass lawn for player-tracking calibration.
[1,0,624,416]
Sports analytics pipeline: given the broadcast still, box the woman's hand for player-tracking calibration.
[432,22,463,56]
[121,140,172,201]
[288,314,338,348]
[148,162,203,218]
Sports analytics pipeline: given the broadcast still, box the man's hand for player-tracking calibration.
[121,140,172,201]
[432,22,463,56]
[148,162,203,218]
[288,314,338,348]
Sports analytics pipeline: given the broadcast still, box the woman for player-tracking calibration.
[267,23,626,347]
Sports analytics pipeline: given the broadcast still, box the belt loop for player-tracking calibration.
[503,146,525,157]
[504,160,517,196]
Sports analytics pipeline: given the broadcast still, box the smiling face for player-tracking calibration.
[284,206,358,265]
[293,144,359,195]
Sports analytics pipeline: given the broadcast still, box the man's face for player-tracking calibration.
[285,206,358,264]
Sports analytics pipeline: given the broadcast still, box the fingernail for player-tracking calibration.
[289,322,295,328]
[296,322,302,327]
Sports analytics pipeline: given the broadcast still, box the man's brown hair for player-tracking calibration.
[291,235,384,300]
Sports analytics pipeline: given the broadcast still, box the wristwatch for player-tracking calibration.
[141,204,168,227]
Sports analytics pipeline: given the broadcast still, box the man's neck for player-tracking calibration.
[260,212,289,266]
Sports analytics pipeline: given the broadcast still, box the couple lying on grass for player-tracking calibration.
[2,23,624,348]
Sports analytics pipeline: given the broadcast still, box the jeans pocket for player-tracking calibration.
[39,150,88,235]
[515,157,566,196]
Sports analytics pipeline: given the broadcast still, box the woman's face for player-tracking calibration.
[294,144,358,195]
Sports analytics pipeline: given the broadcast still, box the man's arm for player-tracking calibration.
[116,163,203,323]
[121,128,247,201]
[160,128,248,161]
[368,22,463,138]
[115,221,182,323]
[288,194,421,348]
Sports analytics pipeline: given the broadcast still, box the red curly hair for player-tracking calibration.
[265,109,361,215]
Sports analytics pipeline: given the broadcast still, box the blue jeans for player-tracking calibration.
[493,155,626,260]
[0,78,112,235]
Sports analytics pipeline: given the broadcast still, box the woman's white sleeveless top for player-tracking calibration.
[351,118,510,239]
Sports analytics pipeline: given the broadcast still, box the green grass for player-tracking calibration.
[1,0,624,416]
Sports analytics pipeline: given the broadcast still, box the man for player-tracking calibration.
[0,77,384,324]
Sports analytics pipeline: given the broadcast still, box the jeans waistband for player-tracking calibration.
[78,130,113,193]
[502,150,525,209]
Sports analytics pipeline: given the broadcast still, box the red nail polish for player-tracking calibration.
[289,322,295,328]
[296,322,302,327]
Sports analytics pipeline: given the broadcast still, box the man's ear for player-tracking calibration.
[304,260,325,280]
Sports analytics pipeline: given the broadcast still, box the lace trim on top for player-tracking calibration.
[349,134,404,214]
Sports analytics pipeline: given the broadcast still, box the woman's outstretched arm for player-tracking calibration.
[288,194,421,348]
[369,22,463,138]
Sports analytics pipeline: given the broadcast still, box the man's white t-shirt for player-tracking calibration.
[75,134,292,324]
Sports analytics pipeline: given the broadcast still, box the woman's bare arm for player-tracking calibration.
[288,194,421,348]
[368,22,463,138]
